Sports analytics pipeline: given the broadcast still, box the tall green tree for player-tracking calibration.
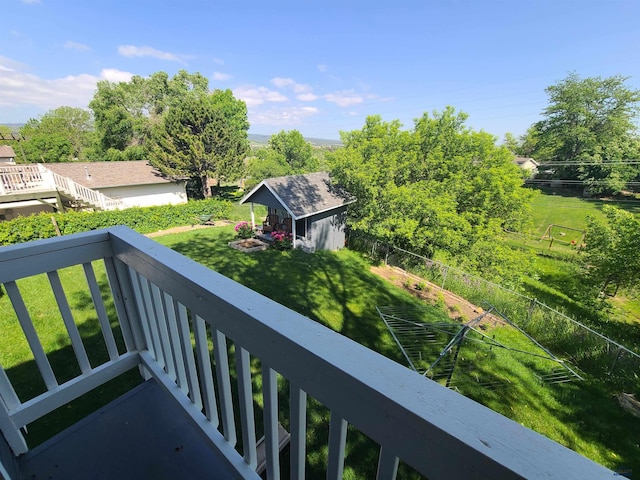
[328,109,535,279]
[583,206,640,296]
[149,91,249,198]
[19,107,94,163]
[246,130,318,187]
[89,70,209,160]
[532,73,640,195]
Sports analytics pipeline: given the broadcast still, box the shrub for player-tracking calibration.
[234,221,253,239]
[0,198,232,246]
[271,231,293,251]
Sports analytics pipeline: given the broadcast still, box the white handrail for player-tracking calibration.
[0,228,617,479]
[0,164,122,210]
[42,166,122,210]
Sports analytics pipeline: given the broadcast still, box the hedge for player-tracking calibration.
[0,198,232,246]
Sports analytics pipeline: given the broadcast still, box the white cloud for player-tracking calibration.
[0,56,133,116]
[212,71,232,81]
[250,106,319,127]
[118,45,182,62]
[100,68,134,83]
[271,77,316,101]
[234,85,288,107]
[64,41,90,51]
[297,93,319,102]
[22,0,41,4]
[271,77,296,88]
[324,90,363,107]
[317,64,328,73]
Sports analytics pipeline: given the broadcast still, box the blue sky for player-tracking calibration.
[1,0,639,141]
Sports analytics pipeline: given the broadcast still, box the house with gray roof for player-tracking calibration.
[240,172,355,251]
[45,161,187,208]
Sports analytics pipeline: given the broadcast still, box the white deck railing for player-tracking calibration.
[0,227,616,479]
[0,165,47,194]
[0,164,122,210]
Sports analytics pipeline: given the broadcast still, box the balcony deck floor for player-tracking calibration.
[17,380,235,480]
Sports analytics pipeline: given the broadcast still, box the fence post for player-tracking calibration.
[609,346,623,376]
[440,265,449,291]
[525,298,537,327]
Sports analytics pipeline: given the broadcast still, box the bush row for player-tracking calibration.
[0,199,232,246]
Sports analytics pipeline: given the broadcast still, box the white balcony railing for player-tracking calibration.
[0,227,617,479]
[0,164,122,210]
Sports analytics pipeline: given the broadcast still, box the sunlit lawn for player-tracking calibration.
[156,226,640,474]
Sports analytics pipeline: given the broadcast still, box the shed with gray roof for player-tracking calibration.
[239,172,355,251]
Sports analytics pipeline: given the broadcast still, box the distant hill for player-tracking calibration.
[248,133,342,147]
[1,124,342,147]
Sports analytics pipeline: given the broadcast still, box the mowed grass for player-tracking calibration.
[504,188,640,329]
[156,226,640,474]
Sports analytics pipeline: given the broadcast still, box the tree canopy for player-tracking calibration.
[246,130,318,188]
[89,70,210,161]
[583,206,640,296]
[19,107,94,163]
[527,73,640,195]
[328,108,535,278]
[149,91,249,199]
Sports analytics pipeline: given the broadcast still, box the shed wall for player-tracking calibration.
[246,186,285,211]
[308,207,347,251]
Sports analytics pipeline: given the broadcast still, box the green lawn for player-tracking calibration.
[155,226,640,474]
[527,187,640,236]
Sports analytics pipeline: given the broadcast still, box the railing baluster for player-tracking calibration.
[327,413,347,480]
[127,269,156,359]
[4,281,58,390]
[150,284,176,379]
[290,384,307,479]
[262,365,279,480]
[0,394,27,456]
[376,447,399,480]
[103,258,138,352]
[213,330,236,446]
[47,271,91,374]
[176,303,202,410]
[236,346,257,470]
[193,314,219,426]
[139,277,165,368]
[82,263,119,360]
[164,295,189,396]
[0,367,20,411]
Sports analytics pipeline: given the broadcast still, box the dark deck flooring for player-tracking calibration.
[18,380,235,480]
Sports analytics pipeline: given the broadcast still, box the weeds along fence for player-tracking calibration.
[348,231,640,390]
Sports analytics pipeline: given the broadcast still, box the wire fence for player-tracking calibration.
[348,230,640,390]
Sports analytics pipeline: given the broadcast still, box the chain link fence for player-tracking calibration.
[348,230,640,390]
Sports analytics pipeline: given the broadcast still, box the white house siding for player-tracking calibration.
[99,183,187,208]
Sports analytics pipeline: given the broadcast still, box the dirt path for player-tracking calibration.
[145,221,234,238]
[370,264,503,326]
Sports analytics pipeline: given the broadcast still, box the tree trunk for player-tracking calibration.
[200,173,210,198]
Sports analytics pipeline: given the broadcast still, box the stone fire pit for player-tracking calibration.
[228,238,269,253]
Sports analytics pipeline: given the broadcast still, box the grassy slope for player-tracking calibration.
[155,226,640,474]
[507,189,640,327]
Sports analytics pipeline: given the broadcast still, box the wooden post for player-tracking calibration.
[51,216,61,236]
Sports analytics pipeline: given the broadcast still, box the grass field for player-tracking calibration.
[504,188,640,327]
